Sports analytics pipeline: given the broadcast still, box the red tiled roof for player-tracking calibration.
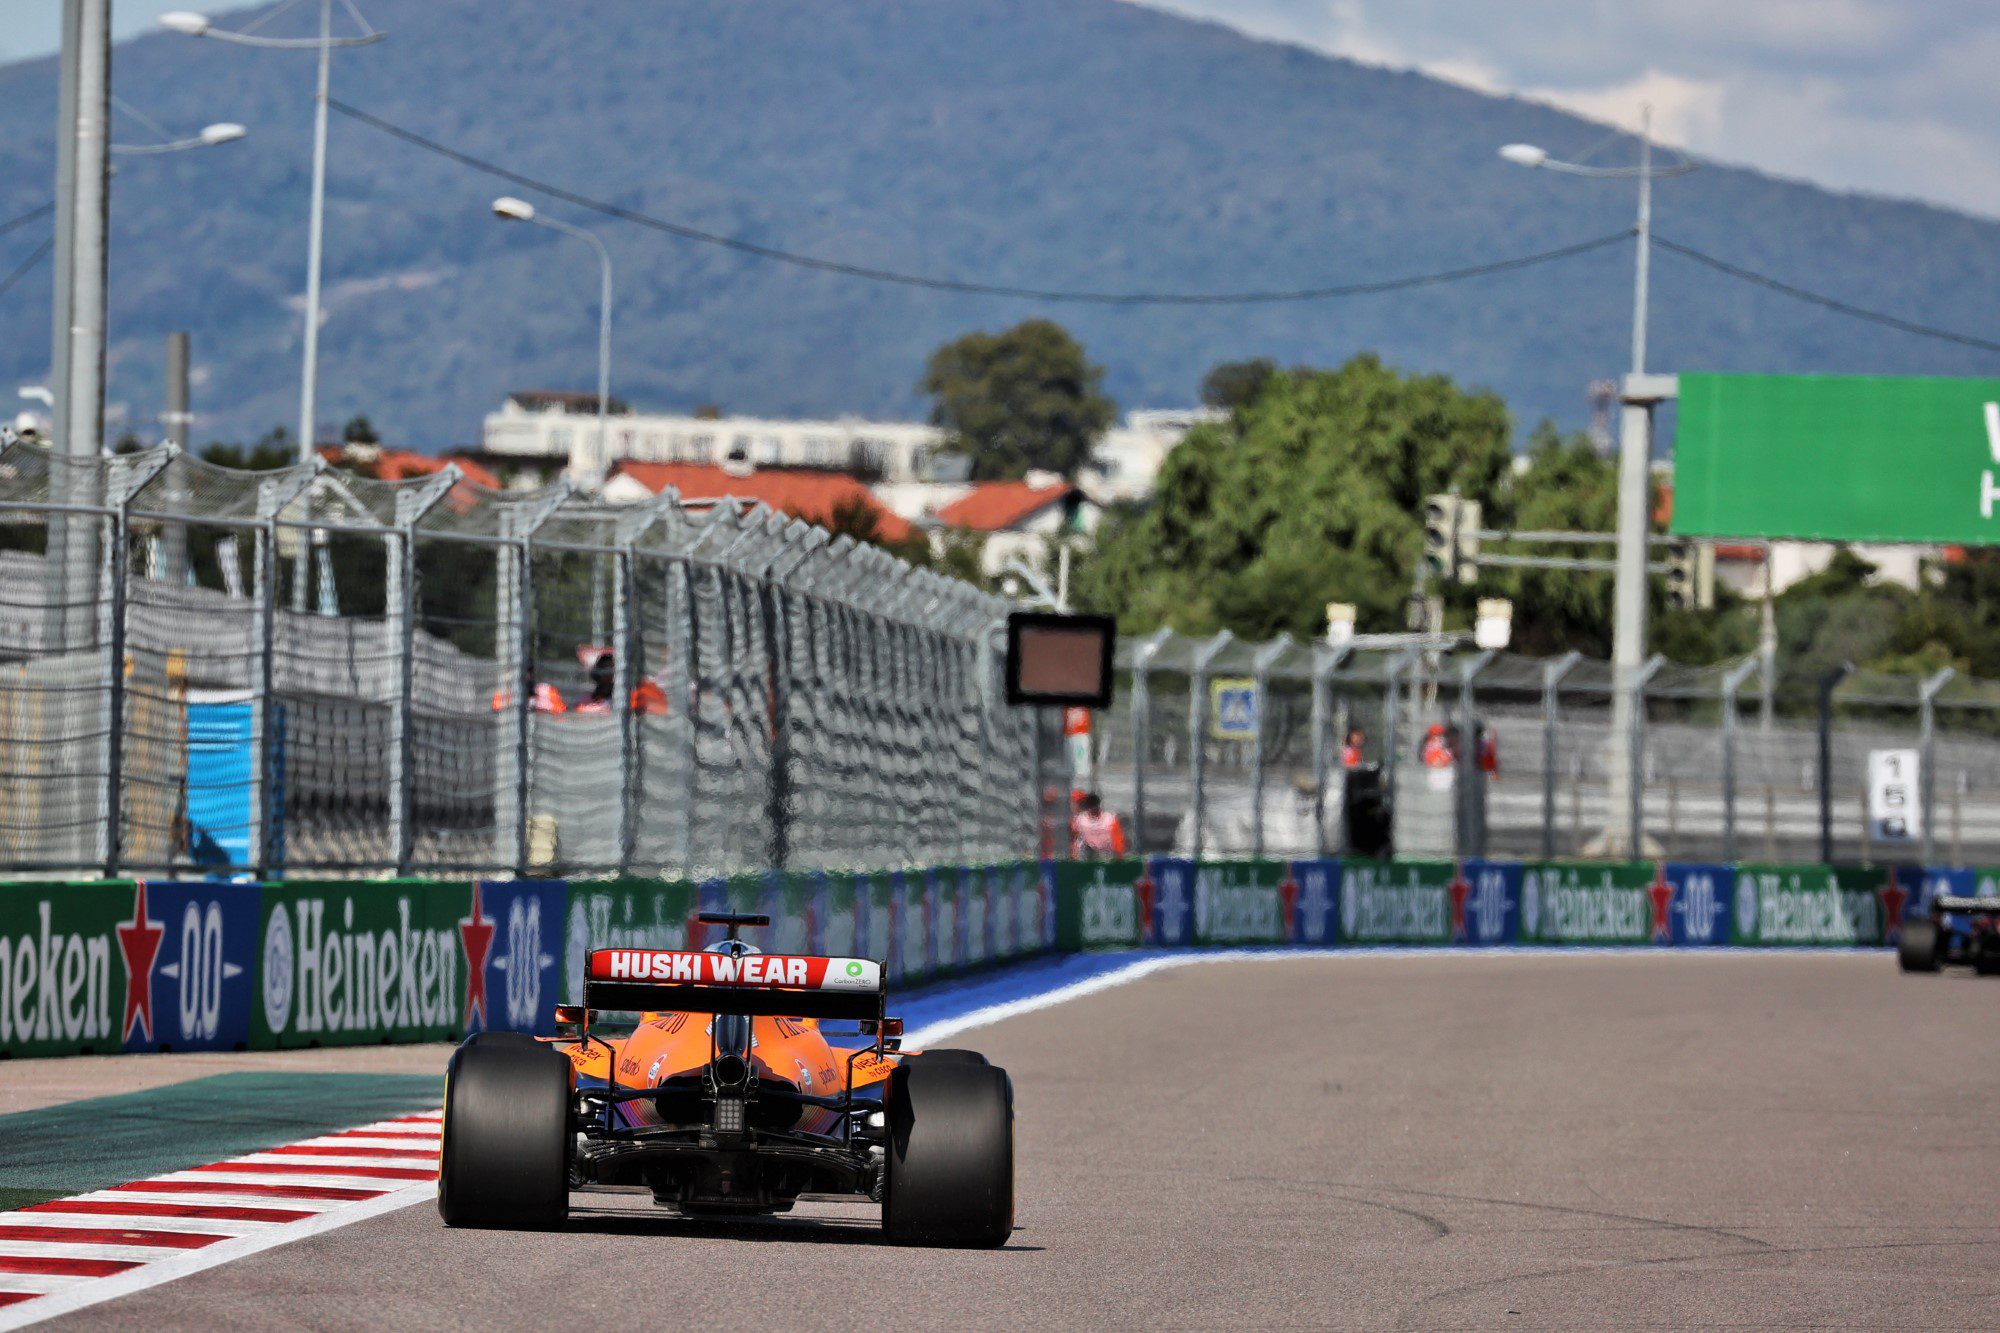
[935,480,1072,532]
[607,462,912,542]
[318,446,502,490]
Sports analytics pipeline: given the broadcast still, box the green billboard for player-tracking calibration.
[1673,372,2000,544]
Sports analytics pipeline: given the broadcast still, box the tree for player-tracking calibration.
[1074,354,1512,637]
[1484,422,1618,656]
[200,427,295,472]
[342,415,380,445]
[1200,358,1277,413]
[920,319,1115,481]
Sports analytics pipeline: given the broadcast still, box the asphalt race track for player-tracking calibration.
[25,952,2000,1329]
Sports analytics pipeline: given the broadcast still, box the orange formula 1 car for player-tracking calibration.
[435,912,1015,1247]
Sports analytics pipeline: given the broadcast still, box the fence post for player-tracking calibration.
[1311,644,1350,858]
[1629,654,1667,858]
[1540,652,1582,860]
[1455,649,1496,861]
[1818,662,1854,865]
[507,481,571,876]
[764,519,825,874]
[100,503,127,876]
[1249,637,1292,860]
[1383,648,1415,823]
[1919,667,1954,867]
[386,469,456,878]
[253,463,320,878]
[1128,629,1167,860]
[1188,632,1234,862]
[612,493,679,876]
[1719,655,1760,863]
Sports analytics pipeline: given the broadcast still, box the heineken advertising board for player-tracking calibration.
[255,879,565,1048]
[1730,864,1910,946]
[1055,859,1147,949]
[1191,860,1290,945]
[1673,373,2000,545]
[0,880,260,1058]
[1521,862,1657,945]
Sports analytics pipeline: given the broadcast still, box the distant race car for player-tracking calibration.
[436,912,1014,1247]
[1898,894,2000,975]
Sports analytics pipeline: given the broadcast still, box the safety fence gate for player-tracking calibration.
[0,439,1041,879]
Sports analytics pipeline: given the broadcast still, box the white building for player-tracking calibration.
[481,392,949,489]
[480,393,1214,501]
[1086,408,1223,504]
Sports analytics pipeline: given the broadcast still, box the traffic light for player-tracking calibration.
[1664,540,1716,610]
[1423,495,1481,584]
[1422,495,1458,578]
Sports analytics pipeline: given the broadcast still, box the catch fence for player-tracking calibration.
[1090,630,2000,866]
[0,440,1046,879]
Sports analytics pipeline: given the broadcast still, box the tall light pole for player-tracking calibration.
[1501,108,1695,854]
[160,6,384,462]
[491,197,615,489]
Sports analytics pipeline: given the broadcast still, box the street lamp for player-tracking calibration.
[491,197,615,488]
[110,121,247,155]
[161,2,385,464]
[1501,107,1695,854]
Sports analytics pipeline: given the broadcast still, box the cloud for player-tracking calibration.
[1128,0,2000,219]
[1522,70,1727,149]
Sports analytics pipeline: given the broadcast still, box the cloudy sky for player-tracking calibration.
[1143,0,2000,219]
[6,0,1995,219]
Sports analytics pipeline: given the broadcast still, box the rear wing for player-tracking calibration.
[582,949,885,1022]
[1934,895,2000,916]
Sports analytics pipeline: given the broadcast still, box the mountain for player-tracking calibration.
[0,0,1996,451]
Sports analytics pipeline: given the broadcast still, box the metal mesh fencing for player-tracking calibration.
[1110,629,2000,867]
[0,441,1033,879]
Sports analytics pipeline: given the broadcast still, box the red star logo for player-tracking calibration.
[1135,870,1157,943]
[459,882,497,1030]
[1448,866,1471,943]
[116,882,165,1043]
[1877,871,1909,946]
[1278,874,1300,942]
[1648,864,1675,944]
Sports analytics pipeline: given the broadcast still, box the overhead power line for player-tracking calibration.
[1653,234,2000,355]
[0,202,55,240]
[0,237,53,301]
[328,98,1631,304]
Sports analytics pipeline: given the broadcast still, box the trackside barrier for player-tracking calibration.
[0,857,1956,1059]
[0,863,1050,1059]
[1050,858,1932,951]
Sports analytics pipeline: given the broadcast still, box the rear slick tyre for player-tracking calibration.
[1898,920,1941,973]
[437,1038,571,1229]
[911,1048,988,1065]
[882,1056,1014,1248]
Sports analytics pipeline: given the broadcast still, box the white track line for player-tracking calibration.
[902,946,1880,1046]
